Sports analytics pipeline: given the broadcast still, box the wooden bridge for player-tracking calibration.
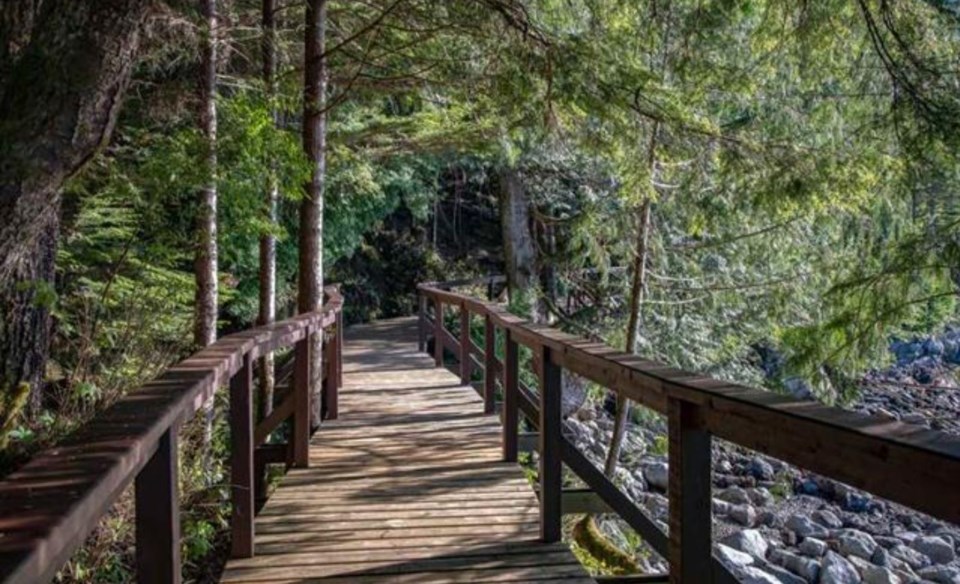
[0,278,958,584]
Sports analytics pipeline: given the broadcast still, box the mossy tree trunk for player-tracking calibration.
[258,0,278,418]
[498,167,538,314]
[300,0,327,427]
[0,0,147,414]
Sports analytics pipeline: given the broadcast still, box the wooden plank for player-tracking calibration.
[136,427,181,584]
[230,355,255,559]
[254,390,294,446]
[668,399,711,584]
[539,345,562,543]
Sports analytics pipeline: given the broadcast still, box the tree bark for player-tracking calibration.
[604,122,659,477]
[258,0,278,419]
[196,0,218,467]
[498,167,538,311]
[195,0,218,349]
[300,0,327,427]
[0,0,148,412]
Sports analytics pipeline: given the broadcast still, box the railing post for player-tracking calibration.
[230,354,255,558]
[336,309,344,388]
[136,426,181,584]
[291,329,311,468]
[483,314,496,415]
[459,302,471,385]
[502,329,518,462]
[326,314,340,420]
[668,398,712,584]
[433,299,443,367]
[418,293,427,352]
[538,344,562,543]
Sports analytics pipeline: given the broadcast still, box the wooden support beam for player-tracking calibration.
[135,427,181,584]
[230,355,255,559]
[561,488,614,514]
[434,300,443,366]
[418,294,427,352]
[459,302,471,385]
[483,315,496,414]
[503,330,519,463]
[324,321,339,420]
[291,333,311,468]
[336,309,344,388]
[539,344,562,543]
[668,398,712,584]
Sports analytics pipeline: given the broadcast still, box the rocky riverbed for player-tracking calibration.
[562,331,960,583]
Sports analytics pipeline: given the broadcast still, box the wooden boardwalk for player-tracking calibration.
[220,317,591,583]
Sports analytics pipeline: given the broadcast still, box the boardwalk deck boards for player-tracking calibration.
[219,317,590,583]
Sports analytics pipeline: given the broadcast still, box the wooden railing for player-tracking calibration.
[418,277,960,584]
[0,286,344,584]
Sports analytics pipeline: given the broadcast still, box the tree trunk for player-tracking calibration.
[196,0,219,466]
[300,0,327,427]
[604,122,659,477]
[498,167,538,311]
[258,0,278,419]
[195,0,218,349]
[0,0,147,413]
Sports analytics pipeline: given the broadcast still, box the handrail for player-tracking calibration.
[417,277,960,584]
[0,286,344,584]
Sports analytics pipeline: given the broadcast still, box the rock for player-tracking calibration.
[748,487,775,507]
[713,499,732,516]
[837,529,879,560]
[861,564,902,584]
[715,543,755,568]
[813,509,844,529]
[786,514,830,539]
[737,566,785,584]
[889,544,932,570]
[911,536,956,565]
[758,510,781,528]
[718,487,753,505]
[901,412,927,424]
[820,551,862,584]
[799,538,828,557]
[641,461,669,491]
[762,562,809,584]
[918,565,960,584]
[784,377,815,400]
[730,504,757,527]
[875,536,901,549]
[871,546,891,568]
[769,548,821,582]
[722,529,769,560]
[750,456,776,481]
